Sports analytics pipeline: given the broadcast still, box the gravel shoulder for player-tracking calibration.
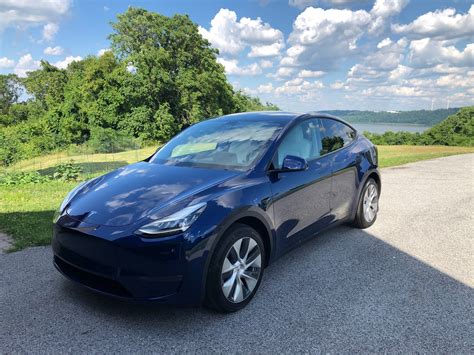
[1,154,473,353]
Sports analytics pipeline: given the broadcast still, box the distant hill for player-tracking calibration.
[363,106,474,147]
[320,108,460,126]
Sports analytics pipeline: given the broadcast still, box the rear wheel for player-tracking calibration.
[353,178,379,229]
[205,223,265,312]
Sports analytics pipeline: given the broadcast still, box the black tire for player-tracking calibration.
[205,223,265,313]
[353,178,379,229]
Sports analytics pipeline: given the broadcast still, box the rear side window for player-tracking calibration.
[319,118,356,155]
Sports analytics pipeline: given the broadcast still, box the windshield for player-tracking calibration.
[149,118,285,170]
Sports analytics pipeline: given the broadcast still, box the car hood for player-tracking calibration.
[66,162,241,227]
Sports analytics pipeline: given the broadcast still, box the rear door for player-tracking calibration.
[319,118,358,221]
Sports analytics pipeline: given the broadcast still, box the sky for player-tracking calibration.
[0,0,473,112]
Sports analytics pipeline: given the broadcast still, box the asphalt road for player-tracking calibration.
[1,154,473,353]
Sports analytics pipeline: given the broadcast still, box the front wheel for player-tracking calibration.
[353,178,379,229]
[205,223,265,313]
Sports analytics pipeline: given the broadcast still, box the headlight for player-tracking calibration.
[137,202,207,237]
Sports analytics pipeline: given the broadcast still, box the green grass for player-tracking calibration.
[1,145,473,252]
[5,146,157,177]
[377,145,474,168]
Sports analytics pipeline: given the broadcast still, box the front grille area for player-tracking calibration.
[54,256,132,298]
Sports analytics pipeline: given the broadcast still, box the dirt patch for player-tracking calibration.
[0,232,13,253]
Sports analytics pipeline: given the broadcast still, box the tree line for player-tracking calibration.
[0,8,278,166]
[322,108,460,125]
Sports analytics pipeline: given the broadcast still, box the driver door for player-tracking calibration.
[268,119,333,252]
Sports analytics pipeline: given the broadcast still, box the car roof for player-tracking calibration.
[216,111,300,124]
[216,111,346,125]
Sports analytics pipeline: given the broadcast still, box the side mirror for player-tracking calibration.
[280,155,308,172]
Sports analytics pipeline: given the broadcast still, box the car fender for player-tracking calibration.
[198,205,276,303]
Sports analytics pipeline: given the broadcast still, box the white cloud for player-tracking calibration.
[0,0,71,31]
[0,57,15,68]
[360,85,428,98]
[257,83,274,94]
[369,0,409,34]
[388,65,412,81]
[248,42,284,57]
[288,0,316,9]
[272,67,295,79]
[282,7,371,70]
[343,38,409,93]
[288,0,361,8]
[259,59,273,69]
[42,22,58,41]
[377,38,392,49]
[280,0,409,71]
[435,71,474,88]
[199,8,284,57]
[274,78,324,96]
[393,5,474,40]
[298,69,325,78]
[330,80,345,89]
[408,39,474,68]
[53,55,82,69]
[14,54,40,77]
[370,0,408,18]
[43,46,63,55]
[97,48,110,57]
[217,58,262,76]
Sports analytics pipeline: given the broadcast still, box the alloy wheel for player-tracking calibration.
[221,237,262,303]
[363,183,378,223]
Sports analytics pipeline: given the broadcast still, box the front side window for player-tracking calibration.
[150,119,285,170]
[319,119,356,155]
[274,119,321,168]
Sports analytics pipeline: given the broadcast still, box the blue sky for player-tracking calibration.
[0,0,473,111]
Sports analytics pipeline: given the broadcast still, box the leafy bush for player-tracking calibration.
[53,161,83,182]
[0,171,50,186]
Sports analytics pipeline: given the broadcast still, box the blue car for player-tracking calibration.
[53,111,380,312]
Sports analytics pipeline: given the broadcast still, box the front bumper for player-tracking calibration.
[52,222,212,304]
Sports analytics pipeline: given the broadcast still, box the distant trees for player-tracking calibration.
[364,106,474,147]
[322,108,460,126]
[0,8,278,166]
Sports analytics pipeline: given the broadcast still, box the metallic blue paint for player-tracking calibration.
[52,111,380,305]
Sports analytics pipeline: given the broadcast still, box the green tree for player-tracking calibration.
[0,74,21,115]
[22,61,67,110]
[109,8,235,138]
[233,91,279,112]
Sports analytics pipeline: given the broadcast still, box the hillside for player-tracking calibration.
[321,108,459,125]
[364,106,474,146]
